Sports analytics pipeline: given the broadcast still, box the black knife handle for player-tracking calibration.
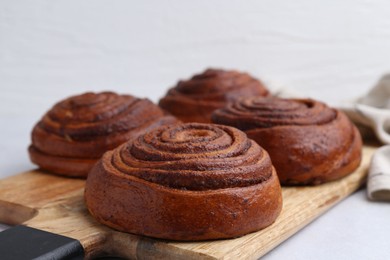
[0,225,84,260]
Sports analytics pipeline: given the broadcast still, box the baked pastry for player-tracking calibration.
[29,92,178,178]
[159,68,269,123]
[212,97,362,185]
[85,123,282,241]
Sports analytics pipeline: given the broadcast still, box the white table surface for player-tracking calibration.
[1,91,390,260]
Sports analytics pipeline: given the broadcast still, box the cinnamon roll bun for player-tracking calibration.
[29,92,178,177]
[159,68,269,123]
[85,123,282,240]
[212,97,362,185]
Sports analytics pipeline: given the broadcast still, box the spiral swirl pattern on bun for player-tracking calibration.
[159,68,269,123]
[85,123,282,240]
[212,97,362,185]
[29,92,178,177]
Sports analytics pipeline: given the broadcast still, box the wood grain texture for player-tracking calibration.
[0,146,375,259]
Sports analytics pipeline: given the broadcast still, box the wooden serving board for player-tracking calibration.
[0,146,375,259]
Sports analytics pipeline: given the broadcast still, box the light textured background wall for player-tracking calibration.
[2,0,390,107]
[1,0,390,174]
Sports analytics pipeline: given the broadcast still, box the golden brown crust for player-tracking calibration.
[29,92,179,178]
[159,68,269,123]
[212,97,363,185]
[85,123,282,240]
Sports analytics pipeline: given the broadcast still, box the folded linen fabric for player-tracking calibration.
[367,145,390,201]
[340,75,390,145]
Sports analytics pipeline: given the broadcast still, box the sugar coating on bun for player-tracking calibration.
[212,97,362,185]
[85,123,282,241]
[159,68,269,123]
[29,91,178,177]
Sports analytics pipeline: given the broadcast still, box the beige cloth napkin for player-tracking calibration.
[269,75,390,201]
[337,75,390,201]
[340,75,390,144]
[367,145,390,201]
